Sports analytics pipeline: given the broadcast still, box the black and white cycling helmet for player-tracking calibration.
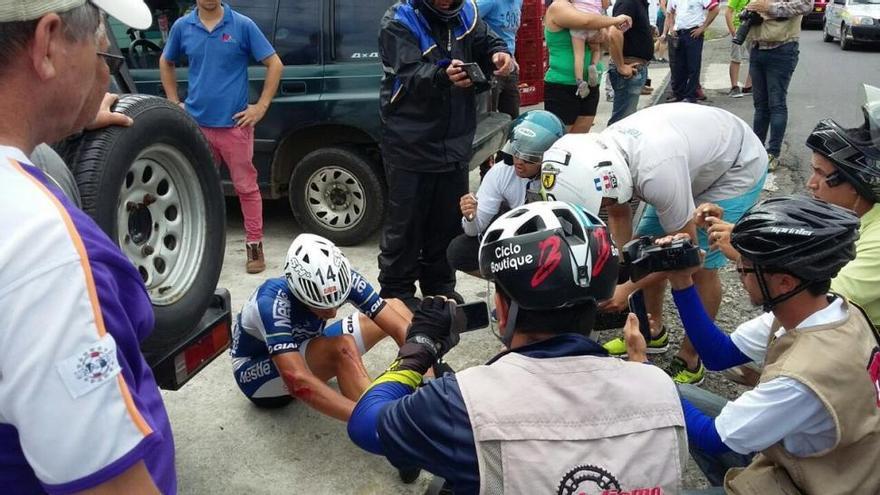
[538,133,633,215]
[478,201,619,311]
[806,84,880,202]
[730,195,859,311]
[284,234,352,309]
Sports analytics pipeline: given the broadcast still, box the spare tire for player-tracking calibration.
[65,94,225,343]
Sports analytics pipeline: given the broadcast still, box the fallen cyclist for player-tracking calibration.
[348,201,686,494]
[663,196,880,494]
[229,233,411,418]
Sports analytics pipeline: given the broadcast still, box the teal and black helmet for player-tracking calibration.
[501,110,565,164]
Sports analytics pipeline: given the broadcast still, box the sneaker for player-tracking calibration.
[767,154,779,172]
[587,64,599,87]
[602,327,670,356]
[667,356,705,385]
[575,79,590,98]
[641,85,654,95]
[246,242,266,274]
[728,86,743,98]
[696,87,707,101]
[665,95,683,103]
[742,86,752,96]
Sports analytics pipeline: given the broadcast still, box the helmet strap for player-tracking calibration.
[755,265,811,313]
[502,301,519,348]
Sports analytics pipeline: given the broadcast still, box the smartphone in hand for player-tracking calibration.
[456,301,490,332]
[457,62,488,84]
[627,289,652,345]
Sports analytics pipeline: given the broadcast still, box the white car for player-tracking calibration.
[823,0,880,49]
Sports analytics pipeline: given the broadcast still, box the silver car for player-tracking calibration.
[823,0,880,49]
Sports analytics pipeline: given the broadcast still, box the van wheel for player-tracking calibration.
[66,94,225,343]
[289,147,385,246]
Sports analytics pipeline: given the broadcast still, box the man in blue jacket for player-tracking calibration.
[377,0,513,310]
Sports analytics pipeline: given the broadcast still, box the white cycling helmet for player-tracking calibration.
[538,133,633,215]
[284,234,353,309]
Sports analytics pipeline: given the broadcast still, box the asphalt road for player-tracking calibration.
[159,26,880,494]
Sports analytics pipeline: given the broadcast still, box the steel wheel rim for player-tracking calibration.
[304,166,366,232]
[117,143,206,306]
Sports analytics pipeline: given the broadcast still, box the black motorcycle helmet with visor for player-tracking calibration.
[730,195,860,312]
[417,0,464,22]
[806,84,880,203]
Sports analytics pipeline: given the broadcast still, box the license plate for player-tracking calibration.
[815,6,824,11]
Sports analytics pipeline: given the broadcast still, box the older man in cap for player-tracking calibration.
[0,1,179,493]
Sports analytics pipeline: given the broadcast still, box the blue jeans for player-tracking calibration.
[678,384,754,486]
[608,62,648,125]
[749,42,799,156]
[671,29,704,101]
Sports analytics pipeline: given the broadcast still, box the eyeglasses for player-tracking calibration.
[97,51,125,75]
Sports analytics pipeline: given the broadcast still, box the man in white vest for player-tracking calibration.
[664,196,880,494]
[348,201,686,494]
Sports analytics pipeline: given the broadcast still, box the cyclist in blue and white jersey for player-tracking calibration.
[231,233,412,421]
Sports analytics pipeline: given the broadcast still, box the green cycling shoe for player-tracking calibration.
[602,327,670,356]
[667,356,706,385]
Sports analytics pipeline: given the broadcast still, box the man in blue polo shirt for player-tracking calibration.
[477,0,523,119]
[160,0,282,274]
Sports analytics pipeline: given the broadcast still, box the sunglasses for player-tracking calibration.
[97,51,125,75]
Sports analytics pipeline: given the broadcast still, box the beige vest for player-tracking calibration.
[748,16,803,45]
[457,351,687,495]
[725,300,880,495]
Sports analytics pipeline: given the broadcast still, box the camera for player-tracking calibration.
[732,10,764,45]
[620,236,701,282]
[733,10,790,45]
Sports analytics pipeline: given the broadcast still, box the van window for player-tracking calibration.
[333,0,392,63]
[275,2,321,65]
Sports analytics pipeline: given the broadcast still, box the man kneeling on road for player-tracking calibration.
[666,196,880,494]
[446,110,564,277]
[230,233,411,418]
[348,201,686,493]
[542,103,768,384]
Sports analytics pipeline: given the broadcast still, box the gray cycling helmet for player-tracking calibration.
[500,110,565,164]
[730,195,859,311]
[806,84,880,202]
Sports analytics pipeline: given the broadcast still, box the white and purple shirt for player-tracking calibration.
[0,146,175,493]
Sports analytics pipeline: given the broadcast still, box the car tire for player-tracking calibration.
[823,22,834,42]
[65,94,226,343]
[288,147,385,246]
[840,24,853,50]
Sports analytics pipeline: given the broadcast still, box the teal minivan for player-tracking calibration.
[109,0,510,245]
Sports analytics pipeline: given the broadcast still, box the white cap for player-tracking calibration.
[0,0,152,30]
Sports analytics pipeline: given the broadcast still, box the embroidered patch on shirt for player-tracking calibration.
[56,333,121,399]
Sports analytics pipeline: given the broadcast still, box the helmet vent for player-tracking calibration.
[300,278,322,304]
[516,216,546,235]
[302,254,310,264]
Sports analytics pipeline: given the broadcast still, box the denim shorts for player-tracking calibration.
[636,172,767,269]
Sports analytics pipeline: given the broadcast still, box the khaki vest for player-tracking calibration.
[748,16,803,45]
[457,351,687,495]
[725,299,880,495]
